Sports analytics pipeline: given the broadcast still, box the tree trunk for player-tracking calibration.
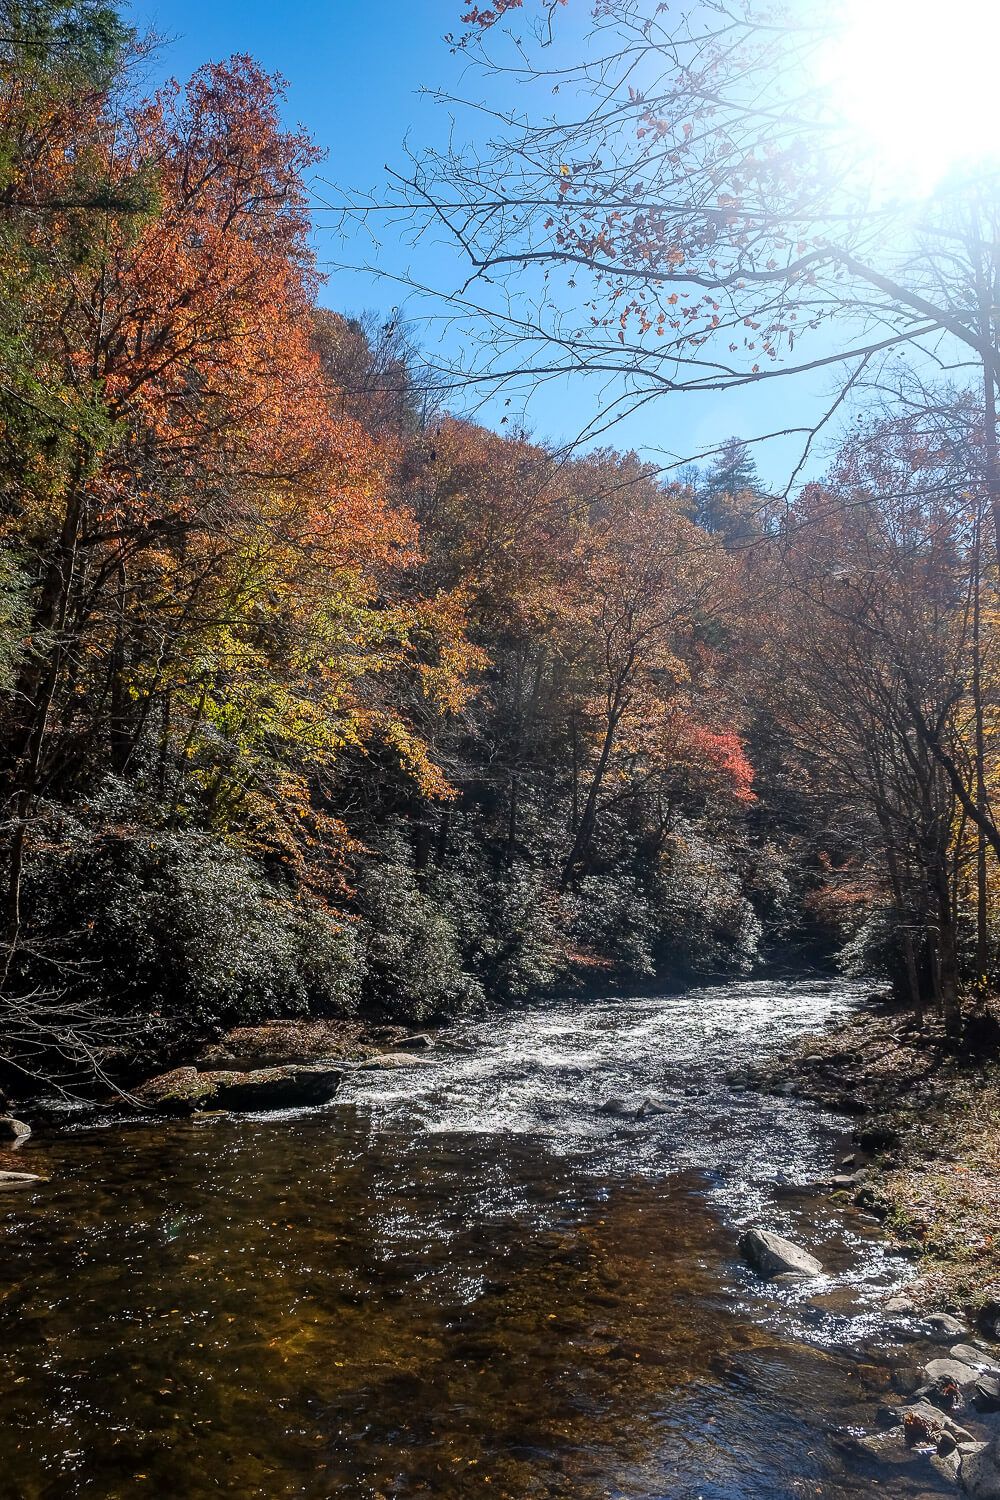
[1,457,90,981]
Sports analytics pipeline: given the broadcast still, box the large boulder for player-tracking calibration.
[136,1064,343,1115]
[738,1227,823,1279]
[0,1116,30,1141]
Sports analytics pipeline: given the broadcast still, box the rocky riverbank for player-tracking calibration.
[735,992,1000,1494]
[748,994,1000,1317]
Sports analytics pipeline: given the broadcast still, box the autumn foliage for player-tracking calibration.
[0,7,774,1086]
[40,0,1000,1099]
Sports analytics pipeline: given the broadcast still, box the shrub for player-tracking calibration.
[23,821,365,1030]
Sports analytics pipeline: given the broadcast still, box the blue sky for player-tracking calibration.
[125,0,839,487]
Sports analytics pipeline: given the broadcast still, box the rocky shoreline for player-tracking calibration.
[738,992,1000,1495]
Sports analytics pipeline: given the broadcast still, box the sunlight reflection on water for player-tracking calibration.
[0,978,952,1499]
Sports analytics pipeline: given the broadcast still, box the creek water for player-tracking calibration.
[0,978,956,1499]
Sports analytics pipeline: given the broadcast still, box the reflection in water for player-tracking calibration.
[0,980,953,1498]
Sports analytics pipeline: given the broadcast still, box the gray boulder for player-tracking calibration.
[0,1116,30,1141]
[974,1376,1000,1413]
[738,1227,823,1278]
[903,1398,974,1444]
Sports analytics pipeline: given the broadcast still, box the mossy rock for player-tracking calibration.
[135,1064,343,1115]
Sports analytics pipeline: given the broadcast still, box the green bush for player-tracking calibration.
[357,830,483,1020]
[24,822,366,1028]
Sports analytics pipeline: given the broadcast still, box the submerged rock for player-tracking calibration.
[0,1169,47,1189]
[738,1227,823,1279]
[136,1064,343,1114]
[599,1095,639,1117]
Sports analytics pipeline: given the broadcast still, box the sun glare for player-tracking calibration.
[824,0,1000,193]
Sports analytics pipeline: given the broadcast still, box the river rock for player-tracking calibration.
[974,1376,1000,1413]
[903,1399,974,1444]
[738,1227,823,1279]
[976,1303,1000,1341]
[0,1116,30,1140]
[925,1312,968,1338]
[0,1169,47,1189]
[358,1052,433,1070]
[136,1064,343,1114]
[960,1437,1000,1499]
[951,1345,1000,1376]
[394,1034,434,1050]
[599,1096,639,1117]
[923,1357,981,1388]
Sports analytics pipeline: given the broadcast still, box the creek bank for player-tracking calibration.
[735,990,1000,1494]
[747,994,1000,1316]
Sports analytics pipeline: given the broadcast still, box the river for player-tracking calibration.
[0,977,955,1498]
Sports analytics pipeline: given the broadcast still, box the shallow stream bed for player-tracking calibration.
[0,978,958,1498]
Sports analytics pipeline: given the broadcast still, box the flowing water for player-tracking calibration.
[0,978,956,1499]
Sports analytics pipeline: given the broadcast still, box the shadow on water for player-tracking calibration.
[0,979,956,1498]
